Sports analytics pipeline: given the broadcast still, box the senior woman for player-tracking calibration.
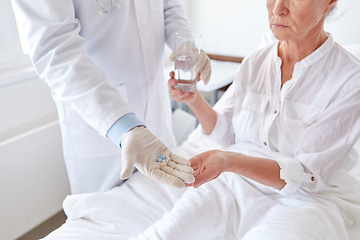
[140,0,360,239]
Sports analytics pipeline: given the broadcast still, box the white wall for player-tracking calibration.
[182,0,360,58]
[324,0,360,45]
[0,0,30,71]
[0,1,70,238]
[0,70,70,240]
[186,0,269,57]
[0,72,57,134]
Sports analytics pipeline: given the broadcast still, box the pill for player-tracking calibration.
[157,158,163,162]
[160,155,166,159]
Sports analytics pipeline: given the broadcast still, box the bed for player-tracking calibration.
[43,45,360,240]
[43,126,360,240]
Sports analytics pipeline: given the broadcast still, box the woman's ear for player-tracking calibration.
[326,0,337,14]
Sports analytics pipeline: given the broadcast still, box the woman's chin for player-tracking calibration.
[271,32,289,42]
[270,28,292,42]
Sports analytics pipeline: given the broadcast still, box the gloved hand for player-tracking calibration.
[169,45,212,85]
[121,126,195,188]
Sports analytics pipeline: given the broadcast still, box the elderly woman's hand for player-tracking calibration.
[188,150,231,188]
[168,71,201,105]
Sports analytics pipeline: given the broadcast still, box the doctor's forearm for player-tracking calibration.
[187,93,217,135]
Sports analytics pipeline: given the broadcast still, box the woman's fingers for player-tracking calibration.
[189,154,203,171]
[189,151,222,188]
[168,73,190,101]
[168,78,178,87]
[168,70,198,103]
[193,166,215,188]
[169,88,190,101]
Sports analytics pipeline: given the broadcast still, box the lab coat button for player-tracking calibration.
[263,142,268,146]
[116,3,121,9]
[149,77,155,83]
[140,24,147,33]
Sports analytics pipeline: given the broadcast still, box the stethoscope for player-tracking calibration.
[96,0,121,15]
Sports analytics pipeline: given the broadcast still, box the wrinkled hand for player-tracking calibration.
[121,126,195,188]
[168,71,200,105]
[189,150,229,188]
[169,44,211,85]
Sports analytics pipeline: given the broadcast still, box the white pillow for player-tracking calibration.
[343,44,360,61]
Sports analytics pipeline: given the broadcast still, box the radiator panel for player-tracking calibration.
[0,121,70,240]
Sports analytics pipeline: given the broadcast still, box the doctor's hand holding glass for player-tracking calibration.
[12,0,211,193]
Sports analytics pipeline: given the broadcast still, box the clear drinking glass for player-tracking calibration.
[174,32,202,92]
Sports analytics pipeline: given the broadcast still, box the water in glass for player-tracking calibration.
[174,54,199,92]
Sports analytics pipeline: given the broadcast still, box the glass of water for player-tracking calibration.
[174,32,202,92]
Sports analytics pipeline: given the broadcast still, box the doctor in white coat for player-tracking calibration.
[11,0,211,194]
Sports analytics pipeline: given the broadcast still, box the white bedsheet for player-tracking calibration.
[43,128,360,240]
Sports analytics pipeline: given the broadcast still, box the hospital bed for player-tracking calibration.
[43,45,360,240]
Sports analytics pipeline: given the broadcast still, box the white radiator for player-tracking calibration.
[0,117,70,240]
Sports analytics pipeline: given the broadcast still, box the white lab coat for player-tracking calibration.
[11,0,191,194]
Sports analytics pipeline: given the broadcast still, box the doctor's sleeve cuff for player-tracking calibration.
[106,113,145,148]
[271,158,315,196]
